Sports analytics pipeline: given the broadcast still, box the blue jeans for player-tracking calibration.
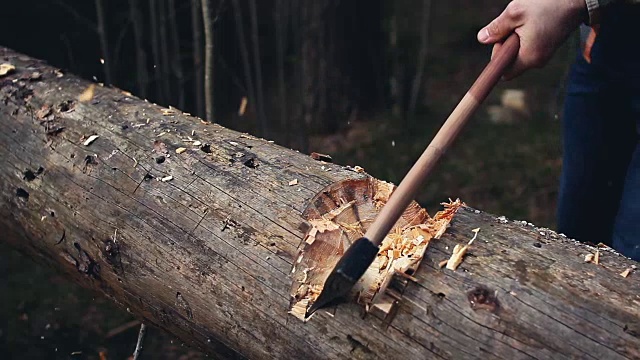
[558,4,640,261]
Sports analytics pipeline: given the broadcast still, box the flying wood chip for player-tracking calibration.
[78,84,96,102]
[288,177,464,322]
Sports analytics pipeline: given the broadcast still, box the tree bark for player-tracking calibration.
[168,0,185,111]
[94,0,112,86]
[149,0,164,104]
[158,0,172,104]
[191,0,205,119]
[248,0,267,138]
[1,47,640,360]
[201,0,214,122]
[274,0,289,146]
[128,0,148,100]
[232,0,258,134]
[408,0,432,121]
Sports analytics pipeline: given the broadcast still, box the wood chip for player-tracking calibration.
[83,135,99,146]
[594,250,600,265]
[584,254,595,263]
[176,147,187,154]
[161,175,173,182]
[289,298,309,321]
[162,108,176,115]
[193,141,202,146]
[445,228,479,270]
[289,179,298,186]
[620,268,633,278]
[238,96,248,116]
[0,63,15,76]
[78,84,96,102]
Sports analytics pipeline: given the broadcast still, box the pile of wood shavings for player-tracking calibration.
[289,198,464,321]
[356,224,433,305]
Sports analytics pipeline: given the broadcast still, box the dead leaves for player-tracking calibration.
[36,104,53,121]
[153,140,168,154]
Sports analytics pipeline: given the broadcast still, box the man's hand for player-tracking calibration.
[478,0,589,80]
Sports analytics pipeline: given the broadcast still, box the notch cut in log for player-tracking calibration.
[289,177,464,322]
[1,46,640,360]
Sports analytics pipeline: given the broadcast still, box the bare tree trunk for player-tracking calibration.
[300,2,316,144]
[274,0,289,145]
[248,0,267,137]
[201,0,214,122]
[408,0,432,120]
[389,13,404,120]
[191,0,205,119]
[94,0,112,85]
[128,0,148,99]
[158,0,172,104]
[232,0,258,132]
[3,46,640,360]
[149,0,164,103]
[291,0,308,152]
[168,0,185,110]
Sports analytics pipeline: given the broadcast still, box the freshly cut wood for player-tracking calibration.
[1,46,640,360]
[290,178,463,322]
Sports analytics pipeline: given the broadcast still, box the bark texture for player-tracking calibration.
[1,47,640,360]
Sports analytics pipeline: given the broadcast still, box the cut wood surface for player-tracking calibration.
[1,46,640,360]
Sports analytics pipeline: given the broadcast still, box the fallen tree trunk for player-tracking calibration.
[1,46,639,360]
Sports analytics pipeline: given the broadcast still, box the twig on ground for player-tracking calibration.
[132,323,148,360]
[105,319,141,338]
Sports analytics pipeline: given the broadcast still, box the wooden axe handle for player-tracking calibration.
[365,33,520,246]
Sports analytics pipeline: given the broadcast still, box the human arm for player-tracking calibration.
[476,0,593,80]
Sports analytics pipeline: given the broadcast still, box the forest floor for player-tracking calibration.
[1,4,579,359]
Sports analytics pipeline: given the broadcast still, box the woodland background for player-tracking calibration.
[1,0,578,358]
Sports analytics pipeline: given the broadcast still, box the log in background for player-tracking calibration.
[1,46,639,359]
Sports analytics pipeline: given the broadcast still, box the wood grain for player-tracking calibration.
[1,46,639,360]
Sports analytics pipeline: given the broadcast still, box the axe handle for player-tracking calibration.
[365,33,521,246]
